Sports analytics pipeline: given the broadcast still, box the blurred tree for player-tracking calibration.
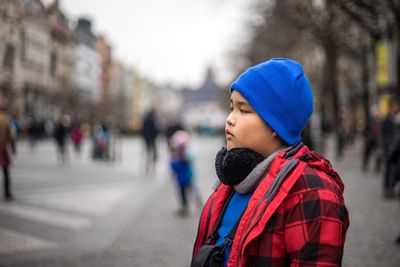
[337,0,400,105]
[286,1,355,140]
[336,1,381,39]
[237,0,309,67]
[335,0,380,126]
[234,0,364,154]
[233,0,400,155]
[389,1,400,96]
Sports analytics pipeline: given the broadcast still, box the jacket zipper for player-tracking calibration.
[235,195,268,267]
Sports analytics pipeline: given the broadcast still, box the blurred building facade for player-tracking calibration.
[181,68,228,134]
[73,17,100,103]
[1,0,225,134]
[154,85,183,132]
[96,35,112,117]
[0,0,127,128]
[0,0,22,111]
[109,61,133,130]
[0,0,52,120]
[46,0,75,119]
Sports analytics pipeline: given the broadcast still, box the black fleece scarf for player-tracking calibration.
[215,147,265,186]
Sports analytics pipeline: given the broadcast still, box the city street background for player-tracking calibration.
[0,135,399,267]
[1,0,400,266]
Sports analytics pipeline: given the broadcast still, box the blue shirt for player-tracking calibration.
[216,191,252,266]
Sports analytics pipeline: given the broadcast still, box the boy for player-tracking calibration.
[191,58,349,267]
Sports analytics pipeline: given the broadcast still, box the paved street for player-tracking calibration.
[0,135,399,267]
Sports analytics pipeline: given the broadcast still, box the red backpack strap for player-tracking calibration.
[192,184,233,257]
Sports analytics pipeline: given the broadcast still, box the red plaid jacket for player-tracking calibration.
[192,145,349,267]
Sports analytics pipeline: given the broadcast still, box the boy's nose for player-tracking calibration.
[226,114,235,126]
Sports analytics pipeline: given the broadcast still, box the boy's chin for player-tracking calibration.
[226,142,239,151]
[226,141,233,150]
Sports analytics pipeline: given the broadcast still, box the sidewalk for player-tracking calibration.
[328,137,400,267]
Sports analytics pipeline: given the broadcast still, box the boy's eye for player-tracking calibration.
[240,109,249,113]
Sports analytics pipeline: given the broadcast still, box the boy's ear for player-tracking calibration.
[272,132,285,144]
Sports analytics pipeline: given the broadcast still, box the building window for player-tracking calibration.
[3,44,15,68]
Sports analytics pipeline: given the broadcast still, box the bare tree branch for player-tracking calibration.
[336,0,380,39]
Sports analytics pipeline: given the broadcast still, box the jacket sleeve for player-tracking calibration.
[284,186,349,266]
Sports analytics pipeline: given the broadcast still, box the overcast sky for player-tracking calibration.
[49,0,250,88]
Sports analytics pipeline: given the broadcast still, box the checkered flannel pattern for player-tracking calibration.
[245,165,349,267]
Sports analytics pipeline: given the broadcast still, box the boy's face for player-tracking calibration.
[226,90,281,157]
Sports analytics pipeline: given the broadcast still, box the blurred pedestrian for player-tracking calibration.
[191,59,349,267]
[336,111,346,159]
[362,106,381,172]
[108,124,120,161]
[92,123,106,160]
[386,103,400,244]
[165,119,184,148]
[169,130,202,216]
[0,102,14,201]
[44,118,54,138]
[102,123,111,160]
[387,102,400,175]
[53,115,71,164]
[380,99,399,198]
[9,113,20,155]
[170,130,192,216]
[10,114,21,138]
[141,110,159,173]
[71,121,84,153]
[26,116,41,151]
[165,118,185,157]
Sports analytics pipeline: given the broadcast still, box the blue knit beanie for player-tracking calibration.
[229,58,314,145]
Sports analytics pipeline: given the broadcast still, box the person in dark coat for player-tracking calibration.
[385,101,400,244]
[390,113,400,243]
[53,115,71,164]
[362,106,381,171]
[380,99,399,198]
[141,110,159,173]
[0,105,13,201]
